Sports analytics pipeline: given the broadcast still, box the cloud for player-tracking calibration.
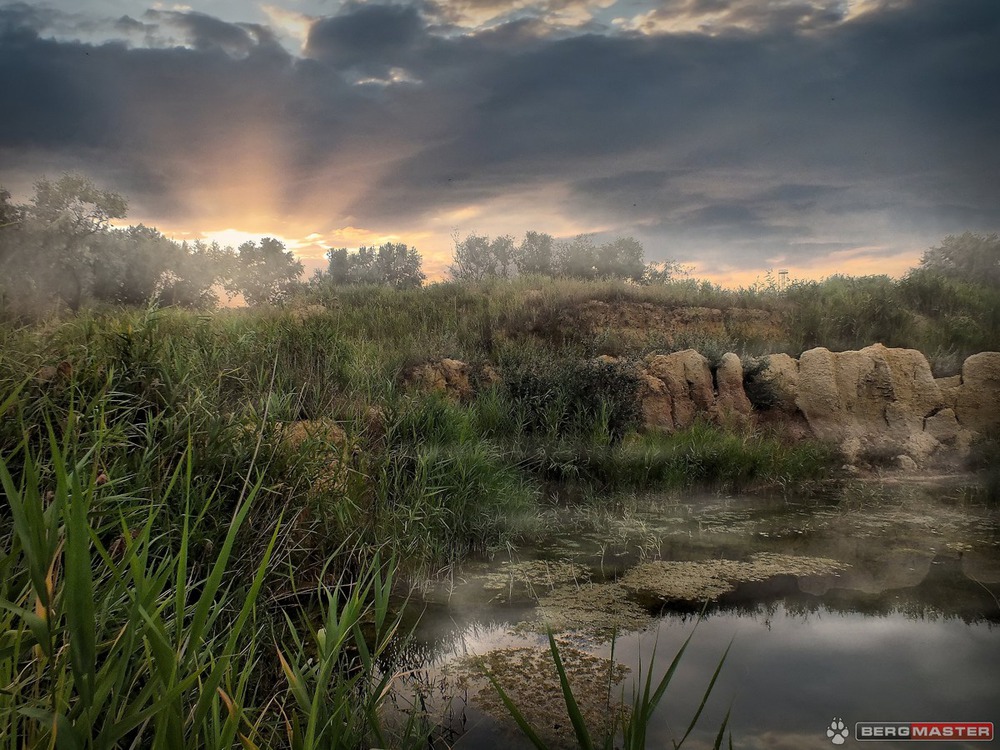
[305,3,426,71]
[1,0,998,279]
[615,0,853,35]
[141,9,283,55]
[425,0,618,30]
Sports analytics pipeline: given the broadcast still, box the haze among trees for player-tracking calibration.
[0,175,305,315]
[2,173,999,321]
[320,243,426,289]
[447,231,672,283]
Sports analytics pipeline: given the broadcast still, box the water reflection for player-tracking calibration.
[388,483,1000,748]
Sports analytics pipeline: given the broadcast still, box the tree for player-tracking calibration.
[449,233,515,281]
[231,237,303,306]
[323,242,425,289]
[642,259,690,285]
[915,232,1000,286]
[29,174,127,233]
[90,225,180,305]
[0,174,128,312]
[0,188,21,230]
[514,231,554,276]
[555,234,598,279]
[327,247,352,285]
[595,236,645,281]
[450,230,652,282]
[375,242,425,289]
[158,240,235,308]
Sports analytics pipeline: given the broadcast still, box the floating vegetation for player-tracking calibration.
[621,553,849,602]
[446,644,630,747]
[482,559,591,602]
[527,582,653,638]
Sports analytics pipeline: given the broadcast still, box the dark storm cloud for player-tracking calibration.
[0,0,997,269]
[0,2,50,33]
[306,3,425,66]
[0,7,367,217]
[344,0,1000,264]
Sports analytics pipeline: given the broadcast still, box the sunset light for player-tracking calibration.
[3,0,996,283]
[2,1,999,746]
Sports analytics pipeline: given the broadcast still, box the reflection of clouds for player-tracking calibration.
[402,573,1000,745]
[396,486,1000,744]
[407,602,999,744]
[604,609,1000,745]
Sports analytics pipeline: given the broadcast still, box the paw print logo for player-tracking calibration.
[827,718,849,745]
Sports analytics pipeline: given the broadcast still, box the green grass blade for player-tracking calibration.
[18,707,85,750]
[675,637,734,748]
[483,667,552,750]
[186,475,264,658]
[0,452,52,617]
[64,467,97,713]
[191,513,282,727]
[711,707,732,750]
[547,630,594,750]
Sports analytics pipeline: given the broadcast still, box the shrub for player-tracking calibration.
[502,357,642,444]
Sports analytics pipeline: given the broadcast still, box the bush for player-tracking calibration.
[502,356,642,444]
[742,356,779,411]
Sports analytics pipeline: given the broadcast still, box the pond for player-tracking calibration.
[387,479,1000,749]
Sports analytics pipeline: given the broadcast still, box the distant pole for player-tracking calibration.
[778,269,788,292]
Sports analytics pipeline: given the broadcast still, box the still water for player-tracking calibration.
[388,480,1000,749]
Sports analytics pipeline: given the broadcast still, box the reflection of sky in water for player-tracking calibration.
[409,608,999,749]
[633,610,997,749]
[395,484,1000,748]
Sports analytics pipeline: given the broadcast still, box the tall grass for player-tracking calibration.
[0,426,425,749]
[0,424,737,749]
[1,300,842,576]
[301,272,1000,362]
[5,278,929,748]
[0,429,278,748]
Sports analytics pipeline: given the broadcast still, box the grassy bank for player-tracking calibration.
[6,273,990,746]
[302,272,1000,372]
[0,296,844,562]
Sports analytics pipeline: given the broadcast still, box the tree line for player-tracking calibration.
[3,174,997,317]
[311,232,688,290]
[445,231,688,283]
[0,176,306,315]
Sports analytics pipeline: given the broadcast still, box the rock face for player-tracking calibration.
[638,371,674,430]
[636,350,755,431]
[955,352,1000,433]
[935,375,962,410]
[795,344,944,461]
[643,349,716,430]
[715,353,752,421]
[403,346,1000,468]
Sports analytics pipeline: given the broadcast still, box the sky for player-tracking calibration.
[1,0,998,284]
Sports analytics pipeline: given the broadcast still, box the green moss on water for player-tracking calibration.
[527,582,654,638]
[446,643,631,748]
[482,559,591,602]
[620,553,849,602]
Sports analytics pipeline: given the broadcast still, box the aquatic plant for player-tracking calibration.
[620,554,849,602]
[483,628,733,750]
